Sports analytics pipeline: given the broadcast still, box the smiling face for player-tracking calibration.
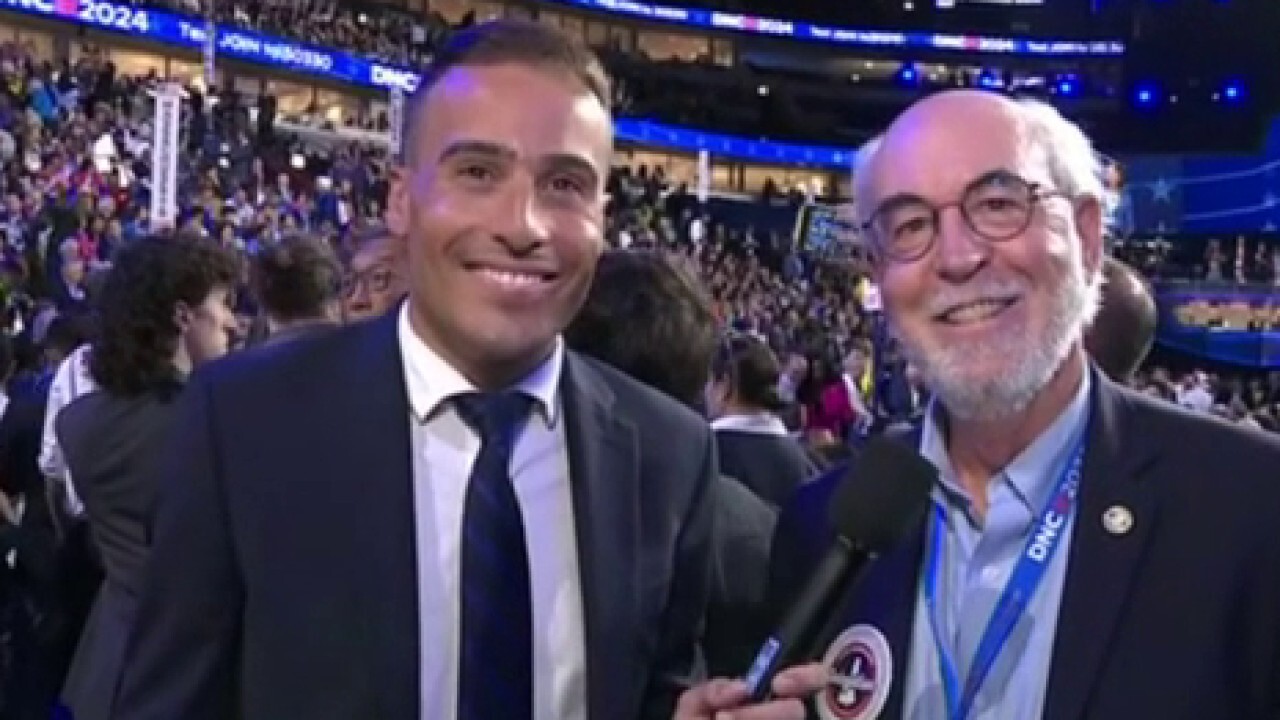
[864,92,1103,421]
[387,62,611,388]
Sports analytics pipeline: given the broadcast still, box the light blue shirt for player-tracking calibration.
[904,370,1092,720]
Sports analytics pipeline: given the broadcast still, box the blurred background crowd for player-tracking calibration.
[3,0,1280,715]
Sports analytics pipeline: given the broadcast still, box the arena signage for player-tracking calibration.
[0,0,419,92]
[547,0,1125,56]
[2,0,870,166]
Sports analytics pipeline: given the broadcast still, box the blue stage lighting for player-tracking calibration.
[1224,83,1242,100]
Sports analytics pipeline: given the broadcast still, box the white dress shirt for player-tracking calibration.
[396,303,587,720]
[40,345,96,517]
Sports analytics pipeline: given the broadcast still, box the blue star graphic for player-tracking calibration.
[1149,179,1174,203]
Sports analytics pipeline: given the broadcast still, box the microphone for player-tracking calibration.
[743,436,937,701]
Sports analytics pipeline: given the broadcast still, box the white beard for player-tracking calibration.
[898,255,1095,422]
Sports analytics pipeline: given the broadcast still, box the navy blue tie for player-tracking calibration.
[454,392,534,720]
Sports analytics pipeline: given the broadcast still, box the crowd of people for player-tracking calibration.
[3,10,1280,720]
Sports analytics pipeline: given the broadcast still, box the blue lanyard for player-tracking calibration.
[922,435,1086,720]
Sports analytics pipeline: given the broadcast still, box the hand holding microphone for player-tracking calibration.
[671,665,827,720]
[673,438,937,719]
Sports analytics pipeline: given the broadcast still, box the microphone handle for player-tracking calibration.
[744,537,867,702]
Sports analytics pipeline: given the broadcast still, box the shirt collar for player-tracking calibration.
[710,412,789,436]
[396,300,562,428]
[919,363,1092,516]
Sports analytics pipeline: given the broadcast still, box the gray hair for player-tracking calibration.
[851,97,1118,237]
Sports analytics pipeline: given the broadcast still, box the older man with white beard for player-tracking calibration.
[767,90,1280,720]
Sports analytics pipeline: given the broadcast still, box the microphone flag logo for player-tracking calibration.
[818,624,893,720]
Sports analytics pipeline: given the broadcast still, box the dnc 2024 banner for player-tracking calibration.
[1156,283,1280,368]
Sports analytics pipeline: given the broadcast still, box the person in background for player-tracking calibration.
[1083,257,1157,385]
[49,238,88,316]
[875,358,928,432]
[39,340,95,523]
[57,234,240,720]
[564,248,779,682]
[705,333,816,508]
[341,225,408,322]
[1176,370,1214,412]
[0,312,98,716]
[814,340,873,441]
[773,351,808,432]
[248,233,342,348]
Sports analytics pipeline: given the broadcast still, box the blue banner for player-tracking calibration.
[614,118,851,167]
[0,0,421,93]
[1118,123,1280,235]
[545,0,1125,57]
[1155,283,1280,368]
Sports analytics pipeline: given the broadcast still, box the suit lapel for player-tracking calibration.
[1042,373,1161,720]
[817,428,928,720]
[859,526,926,720]
[866,427,927,720]
[343,311,420,719]
[561,355,642,720]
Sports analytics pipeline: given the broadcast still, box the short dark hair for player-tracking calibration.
[565,250,717,409]
[90,234,241,398]
[43,312,94,357]
[250,234,342,322]
[1085,257,1157,384]
[403,19,611,162]
[712,333,787,413]
[339,224,402,266]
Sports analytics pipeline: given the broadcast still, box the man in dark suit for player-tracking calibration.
[114,20,816,720]
[564,248,778,680]
[771,90,1280,720]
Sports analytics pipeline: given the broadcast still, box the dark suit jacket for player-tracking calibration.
[112,311,717,720]
[253,319,339,349]
[714,431,817,508]
[57,390,179,720]
[770,372,1280,720]
[704,475,776,679]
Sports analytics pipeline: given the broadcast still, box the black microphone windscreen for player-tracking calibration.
[829,436,938,553]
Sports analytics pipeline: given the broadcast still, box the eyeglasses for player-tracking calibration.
[860,170,1069,264]
[341,264,396,298]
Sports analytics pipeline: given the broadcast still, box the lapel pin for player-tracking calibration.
[1103,505,1134,536]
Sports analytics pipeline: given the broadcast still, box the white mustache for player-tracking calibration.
[926,279,1028,316]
